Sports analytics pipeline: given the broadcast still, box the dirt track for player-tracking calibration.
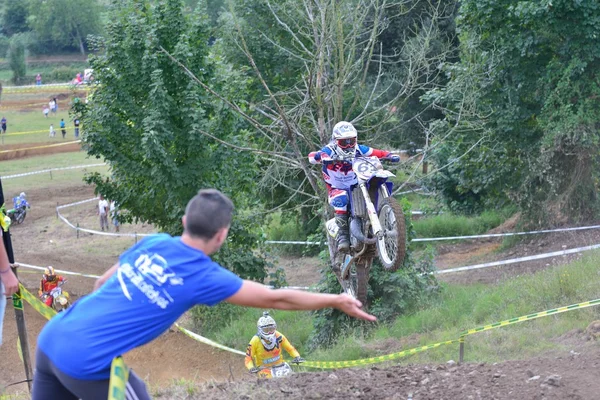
[192,342,600,399]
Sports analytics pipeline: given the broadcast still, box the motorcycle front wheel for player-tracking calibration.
[376,197,406,271]
[16,211,26,224]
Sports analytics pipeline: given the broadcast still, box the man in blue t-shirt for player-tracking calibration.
[32,189,375,399]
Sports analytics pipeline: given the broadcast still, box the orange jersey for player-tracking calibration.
[40,276,64,294]
[244,331,300,370]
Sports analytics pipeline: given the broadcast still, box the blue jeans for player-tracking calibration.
[0,281,5,347]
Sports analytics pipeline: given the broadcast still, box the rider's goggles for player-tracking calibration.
[261,326,276,334]
[337,137,356,149]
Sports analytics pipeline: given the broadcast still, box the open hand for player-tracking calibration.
[1,267,19,296]
[335,293,376,321]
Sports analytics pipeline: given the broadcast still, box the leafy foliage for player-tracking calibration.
[26,0,103,54]
[426,0,600,222]
[80,0,268,280]
[7,34,27,84]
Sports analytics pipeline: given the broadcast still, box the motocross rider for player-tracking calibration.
[13,192,28,210]
[308,121,400,252]
[39,266,65,307]
[245,312,304,375]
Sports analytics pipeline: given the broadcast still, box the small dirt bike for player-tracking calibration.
[7,202,29,225]
[256,362,295,379]
[41,281,71,312]
[324,155,407,305]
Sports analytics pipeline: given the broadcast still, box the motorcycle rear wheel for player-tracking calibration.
[376,197,406,271]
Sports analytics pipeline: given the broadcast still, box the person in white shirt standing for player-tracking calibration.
[98,196,109,232]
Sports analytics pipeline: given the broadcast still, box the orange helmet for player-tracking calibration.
[44,266,57,282]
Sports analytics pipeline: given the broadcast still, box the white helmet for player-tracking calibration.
[331,121,358,158]
[257,311,277,349]
[19,192,26,199]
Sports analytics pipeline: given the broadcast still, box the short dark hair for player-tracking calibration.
[184,189,234,239]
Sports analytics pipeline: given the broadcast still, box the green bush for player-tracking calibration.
[413,209,513,238]
[46,66,81,82]
[265,213,321,257]
[7,35,27,84]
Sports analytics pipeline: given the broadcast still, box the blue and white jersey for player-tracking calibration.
[38,234,243,380]
[308,144,390,189]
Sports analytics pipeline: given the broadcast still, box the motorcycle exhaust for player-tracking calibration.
[350,218,377,244]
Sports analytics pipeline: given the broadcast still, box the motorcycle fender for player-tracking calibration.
[375,171,395,178]
[326,218,339,238]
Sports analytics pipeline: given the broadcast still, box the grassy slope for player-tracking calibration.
[198,251,600,368]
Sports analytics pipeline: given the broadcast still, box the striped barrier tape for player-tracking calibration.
[108,357,129,400]
[265,223,600,246]
[175,324,246,356]
[460,298,600,337]
[2,84,91,94]
[0,140,81,154]
[4,127,76,137]
[14,262,100,279]
[1,164,106,180]
[302,339,459,369]
[56,197,156,238]
[18,284,57,320]
[14,260,312,291]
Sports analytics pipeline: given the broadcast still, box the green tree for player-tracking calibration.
[0,0,30,36]
[80,0,268,281]
[7,34,27,84]
[27,0,103,54]
[426,0,600,222]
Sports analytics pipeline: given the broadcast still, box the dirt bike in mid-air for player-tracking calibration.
[40,281,71,312]
[324,155,407,306]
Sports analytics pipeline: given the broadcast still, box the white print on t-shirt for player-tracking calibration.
[117,253,184,309]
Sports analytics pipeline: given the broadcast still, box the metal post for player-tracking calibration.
[56,202,59,219]
[459,336,465,364]
[76,223,79,238]
[49,170,53,180]
[134,233,138,244]
[1,178,34,392]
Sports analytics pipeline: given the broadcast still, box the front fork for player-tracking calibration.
[359,183,383,238]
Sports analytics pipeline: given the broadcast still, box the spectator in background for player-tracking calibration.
[43,106,50,118]
[110,201,119,232]
[73,118,80,138]
[36,74,42,86]
[1,117,6,134]
[59,119,66,139]
[53,97,58,113]
[98,196,109,232]
[49,99,56,115]
[49,124,55,138]
[1,229,19,347]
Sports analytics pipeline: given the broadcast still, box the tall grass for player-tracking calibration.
[413,209,512,238]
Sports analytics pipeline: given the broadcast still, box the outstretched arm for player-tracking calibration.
[226,280,376,321]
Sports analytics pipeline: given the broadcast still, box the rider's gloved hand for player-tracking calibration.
[249,367,260,374]
[320,153,333,163]
[292,356,305,364]
[386,154,401,163]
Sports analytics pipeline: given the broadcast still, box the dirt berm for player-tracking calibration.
[187,345,600,399]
